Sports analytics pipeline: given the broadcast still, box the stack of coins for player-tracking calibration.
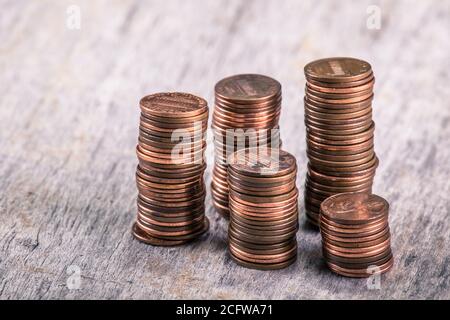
[133,92,210,246]
[227,148,299,270]
[303,57,378,226]
[212,74,282,218]
[320,192,393,278]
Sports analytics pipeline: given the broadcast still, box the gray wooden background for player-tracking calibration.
[0,0,449,299]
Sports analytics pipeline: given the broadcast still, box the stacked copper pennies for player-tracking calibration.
[320,192,393,277]
[133,92,210,246]
[211,74,282,218]
[227,148,299,270]
[303,57,378,226]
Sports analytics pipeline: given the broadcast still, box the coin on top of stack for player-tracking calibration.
[227,148,299,270]
[212,74,282,218]
[303,57,378,226]
[319,192,393,278]
[133,92,209,246]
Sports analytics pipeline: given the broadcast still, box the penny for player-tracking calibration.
[320,192,389,224]
[326,256,393,278]
[215,74,281,104]
[306,77,375,93]
[304,57,372,83]
[140,92,208,118]
[307,73,374,89]
[230,253,297,271]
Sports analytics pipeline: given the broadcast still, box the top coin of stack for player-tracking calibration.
[227,148,299,270]
[133,92,210,246]
[211,74,282,218]
[303,57,378,226]
[319,192,394,278]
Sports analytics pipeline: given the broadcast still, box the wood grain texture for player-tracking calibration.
[0,0,449,299]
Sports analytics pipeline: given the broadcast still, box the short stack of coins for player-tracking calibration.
[303,57,378,226]
[133,92,210,246]
[227,148,299,270]
[319,192,393,278]
[211,74,282,218]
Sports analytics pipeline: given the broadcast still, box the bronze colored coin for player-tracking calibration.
[132,223,190,246]
[322,247,391,265]
[328,252,392,272]
[231,221,298,239]
[229,200,298,219]
[323,235,390,254]
[229,178,296,196]
[228,167,297,186]
[304,57,372,83]
[306,177,373,194]
[320,225,390,244]
[231,210,298,229]
[140,92,208,118]
[229,233,296,251]
[305,119,373,137]
[305,93,373,108]
[307,73,374,89]
[305,84,373,103]
[305,110,373,125]
[306,123,375,143]
[228,148,297,178]
[319,217,388,235]
[139,210,205,227]
[305,116,373,133]
[138,216,205,234]
[140,113,208,130]
[321,192,389,224]
[229,241,297,263]
[229,238,297,256]
[307,150,375,167]
[230,252,297,270]
[305,101,371,115]
[308,155,378,173]
[229,187,298,205]
[305,104,372,120]
[229,224,295,245]
[306,132,373,147]
[215,93,281,109]
[137,216,209,240]
[215,74,281,104]
[230,189,298,208]
[141,108,209,124]
[306,77,375,94]
[326,256,393,278]
[320,212,386,230]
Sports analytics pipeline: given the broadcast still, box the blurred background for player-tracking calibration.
[0,0,448,299]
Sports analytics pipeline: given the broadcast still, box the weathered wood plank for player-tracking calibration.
[0,0,449,299]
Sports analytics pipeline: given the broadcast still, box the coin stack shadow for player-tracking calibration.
[133,92,210,246]
[303,57,378,226]
[227,149,299,270]
[319,192,393,277]
[212,74,282,218]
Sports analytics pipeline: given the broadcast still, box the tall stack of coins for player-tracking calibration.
[320,192,393,278]
[133,92,210,246]
[227,149,299,270]
[303,57,377,226]
[212,74,282,218]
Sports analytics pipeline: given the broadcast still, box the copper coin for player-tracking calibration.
[140,92,208,118]
[304,57,372,83]
[215,74,281,104]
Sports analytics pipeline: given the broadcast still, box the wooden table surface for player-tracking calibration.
[1,0,449,299]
